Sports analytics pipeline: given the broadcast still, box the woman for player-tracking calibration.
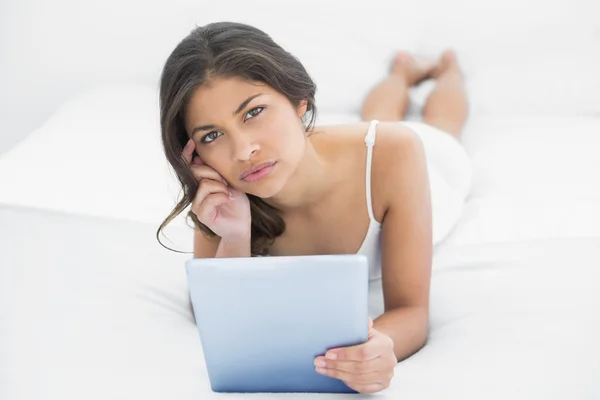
[157,21,471,394]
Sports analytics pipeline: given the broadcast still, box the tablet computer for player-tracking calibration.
[185,254,369,393]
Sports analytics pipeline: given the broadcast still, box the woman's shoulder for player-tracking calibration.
[312,120,426,220]
[311,121,422,160]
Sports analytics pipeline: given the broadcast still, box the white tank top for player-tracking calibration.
[357,119,474,318]
[355,120,385,317]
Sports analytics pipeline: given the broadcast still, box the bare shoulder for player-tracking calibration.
[370,122,428,214]
[312,121,426,219]
[313,120,421,155]
[369,121,424,164]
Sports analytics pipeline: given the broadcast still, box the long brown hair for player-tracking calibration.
[156,21,318,256]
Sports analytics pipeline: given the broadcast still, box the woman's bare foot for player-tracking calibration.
[390,51,437,86]
[431,49,463,79]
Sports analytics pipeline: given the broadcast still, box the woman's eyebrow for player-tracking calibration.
[233,93,264,116]
[190,93,265,139]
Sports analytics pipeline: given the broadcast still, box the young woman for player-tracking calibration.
[157,21,470,394]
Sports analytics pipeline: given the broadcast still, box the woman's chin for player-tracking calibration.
[242,180,285,199]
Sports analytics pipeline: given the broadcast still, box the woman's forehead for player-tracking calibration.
[186,78,274,120]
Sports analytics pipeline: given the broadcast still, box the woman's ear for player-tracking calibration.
[296,100,308,118]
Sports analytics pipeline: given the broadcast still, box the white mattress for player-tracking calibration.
[1,205,599,399]
[1,87,600,398]
[2,109,600,398]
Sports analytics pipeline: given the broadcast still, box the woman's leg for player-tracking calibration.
[361,52,436,121]
[422,50,468,141]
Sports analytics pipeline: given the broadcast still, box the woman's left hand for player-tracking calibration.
[314,318,397,393]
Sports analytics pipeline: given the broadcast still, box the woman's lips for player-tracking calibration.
[240,162,276,183]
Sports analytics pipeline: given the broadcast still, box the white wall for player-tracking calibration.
[1,0,599,154]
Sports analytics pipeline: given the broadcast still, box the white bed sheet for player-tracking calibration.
[2,1,600,397]
[2,204,599,399]
[441,115,600,247]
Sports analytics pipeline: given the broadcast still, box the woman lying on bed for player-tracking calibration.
[156,21,469,394]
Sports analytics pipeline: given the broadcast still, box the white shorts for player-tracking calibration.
[401,121,474,246]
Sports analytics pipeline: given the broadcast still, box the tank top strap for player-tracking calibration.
[364,120,379,222]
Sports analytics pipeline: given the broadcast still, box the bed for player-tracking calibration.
[2,0,600,398]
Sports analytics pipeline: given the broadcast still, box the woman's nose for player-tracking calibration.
[232,135,260,161]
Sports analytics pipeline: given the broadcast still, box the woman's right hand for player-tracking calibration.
[183,139,251,241]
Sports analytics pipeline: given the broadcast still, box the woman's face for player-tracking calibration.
[184,77,308,198]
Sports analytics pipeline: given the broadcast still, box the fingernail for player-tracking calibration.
[315,367,327,374]
[184,139,192,148]
[228,190,234,199]
[314,359,326,368]
[325,352,337,360]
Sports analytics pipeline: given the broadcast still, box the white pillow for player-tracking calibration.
[0,82,190,234]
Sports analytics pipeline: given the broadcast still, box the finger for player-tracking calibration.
[190,164,228,185]
[192,155,204,166]
[191,181,230,216]
[193,179,229,204]
[316,367,389,386]
[315,356,384,375]
[195,191,230,214]
[182,139,195,164]
[193,193,232,224]
[346,382,390,394]
[326,334,389,362]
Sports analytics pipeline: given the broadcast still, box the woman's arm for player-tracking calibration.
[193,229,251,258]
[313,127,433,393]
[376,126,433,362]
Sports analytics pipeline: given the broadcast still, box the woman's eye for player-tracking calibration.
[199,108,263,144]
[200,131,222,144]
[244,106,264,120]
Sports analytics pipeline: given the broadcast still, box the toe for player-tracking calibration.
[443,49,457,61]
[432,49,461,78]
[391,51,413,72]
[395,51,413,63]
